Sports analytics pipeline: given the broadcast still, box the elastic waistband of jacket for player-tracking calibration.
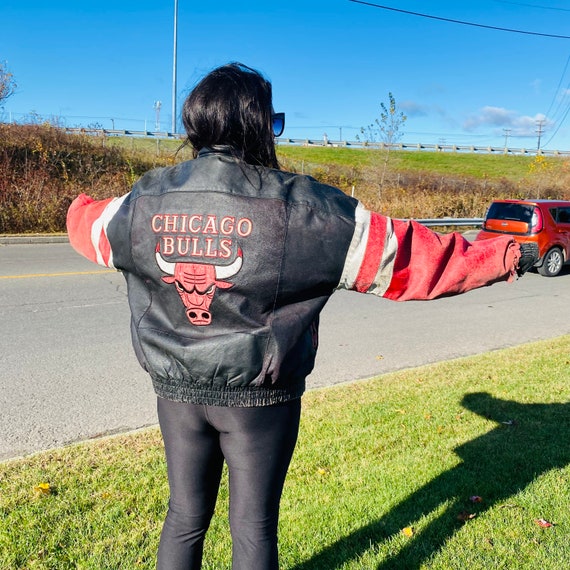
[151,379,306,408]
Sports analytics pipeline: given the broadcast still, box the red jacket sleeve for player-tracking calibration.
[338,203,520,301]
[66,193,128,268]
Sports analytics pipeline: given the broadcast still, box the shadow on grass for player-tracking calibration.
[290,392,570,569]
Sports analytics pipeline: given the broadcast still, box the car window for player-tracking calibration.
[557,207,570,224]
[487,202,534,223]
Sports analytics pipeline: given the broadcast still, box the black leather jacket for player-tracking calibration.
[67,147,520,406]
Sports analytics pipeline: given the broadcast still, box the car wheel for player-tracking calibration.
[537,247,564,277]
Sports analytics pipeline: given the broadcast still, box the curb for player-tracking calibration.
[0,235,69,245]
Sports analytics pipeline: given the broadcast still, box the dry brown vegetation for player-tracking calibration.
[278,153,570,220]
[1,123,569,234]
[0,124,183,233]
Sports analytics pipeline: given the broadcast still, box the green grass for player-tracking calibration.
[1,336,569,569]
[103,137,549,181]
[276,144,551,181]
[102,135,193,161]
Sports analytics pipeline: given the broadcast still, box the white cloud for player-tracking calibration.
[399,100,428,117]
[463,106,551,136]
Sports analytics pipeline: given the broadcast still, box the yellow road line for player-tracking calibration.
[0,270,115,279]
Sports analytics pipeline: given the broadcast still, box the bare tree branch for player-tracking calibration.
[0,61,17,106]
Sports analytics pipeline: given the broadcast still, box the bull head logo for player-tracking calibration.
[155,245,242,326]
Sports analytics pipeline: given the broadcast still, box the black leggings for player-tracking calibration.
[156,397,301,570]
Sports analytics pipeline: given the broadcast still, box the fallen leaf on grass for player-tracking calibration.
[457,511,476,522]
[402,526,414,537]
[535,518,555,528]
[33,482,52,495]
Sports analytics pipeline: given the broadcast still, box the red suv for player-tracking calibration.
[476,199,570,277]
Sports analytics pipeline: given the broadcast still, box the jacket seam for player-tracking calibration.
[260,199,292,378]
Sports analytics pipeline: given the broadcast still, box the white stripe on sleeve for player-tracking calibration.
[337,202,398,296]
[90,194,128,268]
[337,202,370,290]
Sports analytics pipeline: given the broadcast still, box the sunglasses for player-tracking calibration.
[272,112,285,137]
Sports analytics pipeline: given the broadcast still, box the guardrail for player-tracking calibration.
[413,218,483,227]
[278,139,570,157]
[64,127,184,139]
[60,128,569,157]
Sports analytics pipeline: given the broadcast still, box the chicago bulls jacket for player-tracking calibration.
[67,147,520,407]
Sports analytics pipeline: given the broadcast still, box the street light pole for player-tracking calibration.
[171,0,178,134]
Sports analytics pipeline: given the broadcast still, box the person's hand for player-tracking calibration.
[517,242,539,276]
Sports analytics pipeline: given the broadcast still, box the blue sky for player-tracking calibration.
[2,0,570,150]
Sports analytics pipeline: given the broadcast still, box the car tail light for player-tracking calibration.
[530,208,543,233]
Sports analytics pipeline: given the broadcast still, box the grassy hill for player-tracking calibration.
[1,123,569,233]
[277,145,570,219]
[279,144,535,179]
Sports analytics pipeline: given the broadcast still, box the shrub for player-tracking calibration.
[0,124,164,233]
[2,125,569,234]
[279,154,570,219]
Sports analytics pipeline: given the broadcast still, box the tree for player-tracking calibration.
[358,92,407,189]
[0,61,17,106]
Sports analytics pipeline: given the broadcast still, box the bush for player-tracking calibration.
[0,124,165,233]
[279,154,569,219]
[2,125,569,233]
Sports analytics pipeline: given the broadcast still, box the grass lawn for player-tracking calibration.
[276,144,545,181]
[1,336,569,569]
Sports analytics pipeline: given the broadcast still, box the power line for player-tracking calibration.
[545,81,570,134]
[544,54,570,121]
[348,0,570,39]
[493,0,570,13]
[540,54,570,147]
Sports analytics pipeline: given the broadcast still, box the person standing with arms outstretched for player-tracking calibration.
[67,62,537,570]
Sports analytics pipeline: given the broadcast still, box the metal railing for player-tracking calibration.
[277,138,570,157]
[413,218,483,227]
[63,127,184,139]
[60,128,569,157]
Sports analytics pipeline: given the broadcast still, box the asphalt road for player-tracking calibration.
[1,240,569,461]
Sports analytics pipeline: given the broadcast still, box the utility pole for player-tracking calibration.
[536,119,545,151]
[171,0,178,134]
[154,101,162,132]
[503,128,511,148]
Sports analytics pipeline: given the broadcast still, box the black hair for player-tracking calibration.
[181,62,279,169]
